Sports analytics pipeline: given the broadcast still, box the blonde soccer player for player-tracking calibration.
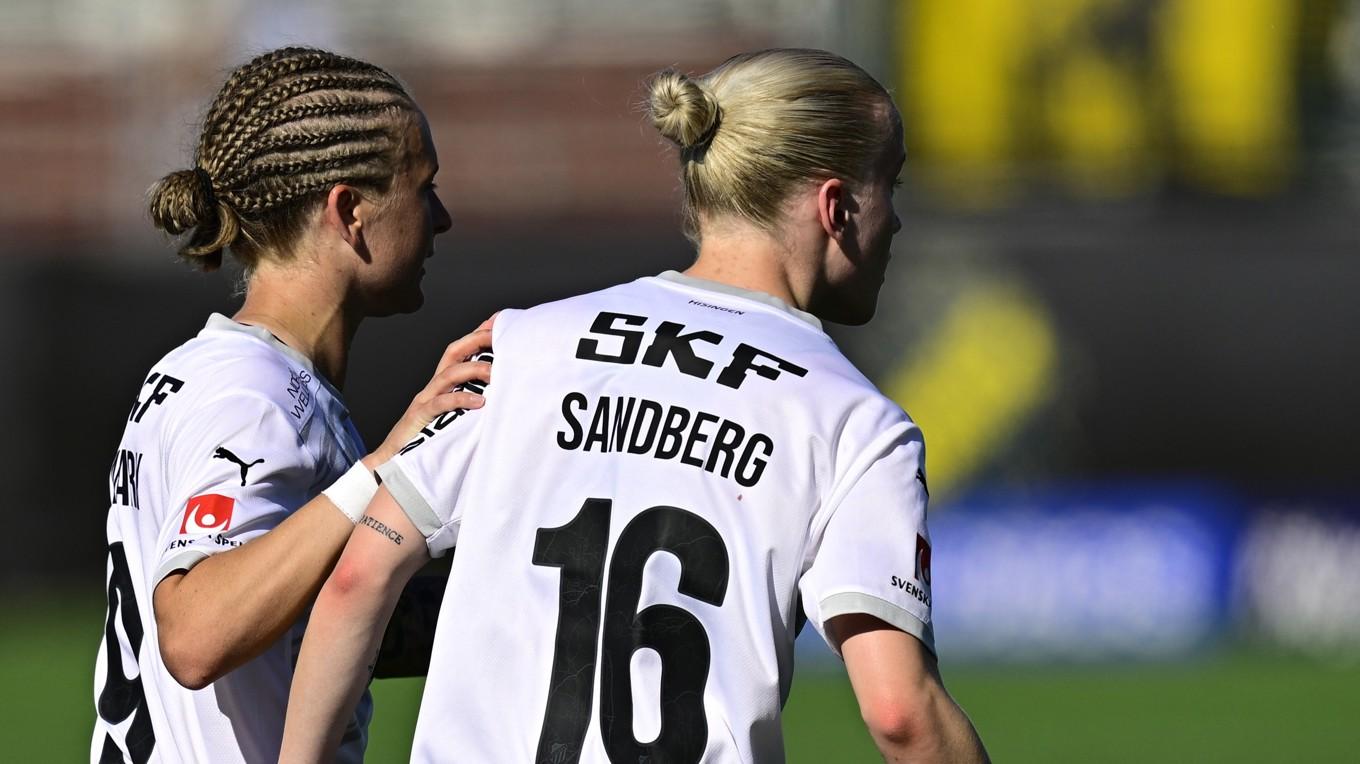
[282,48,989,763]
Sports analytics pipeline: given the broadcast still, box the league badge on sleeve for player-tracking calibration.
[915,533,932,586]
[180,493,235,534]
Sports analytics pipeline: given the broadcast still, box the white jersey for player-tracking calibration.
[93,314,373,764]
[378,272,935,763]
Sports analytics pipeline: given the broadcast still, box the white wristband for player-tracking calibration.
[322,462,379,524]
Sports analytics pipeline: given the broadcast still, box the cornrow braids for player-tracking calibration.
[196,48,391,161]
[197,49,336,148]
[204,74,407,175]
[228,169,389,216]
[221,145,390,190]
[148,47,418,272]
[245,126,390,160]
[257,98,399,132]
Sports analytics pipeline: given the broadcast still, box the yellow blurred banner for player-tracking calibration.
[884,282,1058,496]
[901,0,1299,203]
[1159,0,1297,194]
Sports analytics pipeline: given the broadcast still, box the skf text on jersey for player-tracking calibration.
[575,312,808,390]
[129,372,184,423]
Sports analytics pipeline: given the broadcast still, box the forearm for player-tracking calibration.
[837,615,990,764]
[155,496,353,687]
[932,699,990,764]
[280,559,404,762]
[282,490,429,762]
[869,687,989,764]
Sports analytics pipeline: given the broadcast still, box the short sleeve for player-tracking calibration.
[376,402,487,558]
[155,393,319,583]
[375,325,504,558]
[798,422,936,655]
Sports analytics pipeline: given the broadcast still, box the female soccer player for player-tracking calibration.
[92,47,492,763]
[282,48,990,762]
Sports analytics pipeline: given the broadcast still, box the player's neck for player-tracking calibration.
[232,264,359,389]
[687,222,817,313]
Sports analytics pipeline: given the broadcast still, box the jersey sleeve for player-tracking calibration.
[375,401,487,558]
[154,392,320,583]
[375,315,510,556]
[798,421,936,656]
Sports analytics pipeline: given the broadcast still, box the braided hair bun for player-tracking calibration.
[148,167,239,271]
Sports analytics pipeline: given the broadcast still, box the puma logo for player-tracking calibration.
[213,447,264,486]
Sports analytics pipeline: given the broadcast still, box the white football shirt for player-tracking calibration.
[378,272,935,763]
[93,314,373,764]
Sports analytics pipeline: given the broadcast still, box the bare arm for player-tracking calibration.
[833,614,990,764]
[154,495,351,689]
[153,324,491,689]
[281,489,428,762]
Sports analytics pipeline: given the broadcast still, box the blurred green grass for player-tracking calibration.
[11,595,1359,762]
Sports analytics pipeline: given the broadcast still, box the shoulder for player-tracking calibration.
[157,328,322,434]
[845,374,917,433]
[794,348,925,486]
[799,339,915,423]
[834,376,922,461]
[751,330,914,432]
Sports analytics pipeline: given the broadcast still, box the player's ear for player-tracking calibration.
[816,178,848,240]
[325,184,365,250]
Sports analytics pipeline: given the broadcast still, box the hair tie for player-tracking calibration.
[692,112,722,150]
[681,111,722,162]
[193,166,218,209]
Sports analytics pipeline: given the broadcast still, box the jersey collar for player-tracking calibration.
[202,313,322,374]
[654,270,824,331]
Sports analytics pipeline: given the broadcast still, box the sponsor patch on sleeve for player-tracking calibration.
[180,494,235,534]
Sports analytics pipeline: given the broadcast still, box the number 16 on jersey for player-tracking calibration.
[532,498,730,764]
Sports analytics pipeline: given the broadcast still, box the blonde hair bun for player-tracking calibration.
[648,70,721,150]
[646,49,892,244]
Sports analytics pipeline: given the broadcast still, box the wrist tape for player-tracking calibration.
[322,461,379,524]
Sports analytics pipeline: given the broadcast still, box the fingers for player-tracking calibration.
[428,390,486,413]
[367,319,499,466]
[409,390,485,422]
[407,385,486,427]
[434,328,493,375]
[417,360,491,403]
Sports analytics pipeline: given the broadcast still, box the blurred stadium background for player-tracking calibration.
[2,0,1358,760]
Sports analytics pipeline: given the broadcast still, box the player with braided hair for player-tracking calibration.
[93,47,490,763]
